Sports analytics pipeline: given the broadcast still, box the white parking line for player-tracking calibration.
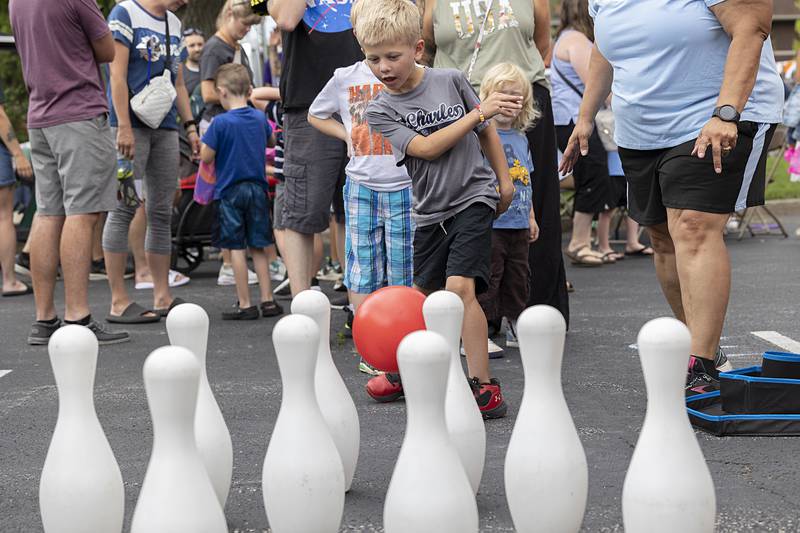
[0,370,12,379]
[751,331,800,353]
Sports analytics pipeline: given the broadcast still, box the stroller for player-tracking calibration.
[171,135,215,274]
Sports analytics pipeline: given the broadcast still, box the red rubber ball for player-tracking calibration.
[352,286,427,373]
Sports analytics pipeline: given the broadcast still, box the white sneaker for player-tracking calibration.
[270,258,287,282]
[460,339,504,356]
[217,264,258,286]
[135,269,191,290]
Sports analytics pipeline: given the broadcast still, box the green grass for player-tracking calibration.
[766,154,800,200]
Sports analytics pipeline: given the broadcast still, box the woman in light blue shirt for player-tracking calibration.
[560,0,782,392]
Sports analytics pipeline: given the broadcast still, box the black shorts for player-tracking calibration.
[413,202,494,294]
[556,121,613,214]
[618,122,777,226]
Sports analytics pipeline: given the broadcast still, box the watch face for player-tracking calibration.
[719,105,738,121]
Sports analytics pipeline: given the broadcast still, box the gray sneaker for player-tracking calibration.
[86,320,130,345]
[28,319,62,345]
[505,320,519,348]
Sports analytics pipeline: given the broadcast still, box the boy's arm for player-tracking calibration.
[478,123,514,215]
[200,144,216,164]
[307,114,352,155]
[529,206,539,242]
[406,91,523,161]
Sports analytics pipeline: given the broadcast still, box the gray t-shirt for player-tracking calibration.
[200,35,253,122]
[366,68,498,227]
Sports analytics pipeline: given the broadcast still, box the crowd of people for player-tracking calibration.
[4,0,783,417]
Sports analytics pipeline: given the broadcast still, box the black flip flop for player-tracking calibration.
[106,302,161,324]
[154,297,187,317]
[2,283,32,297]
[625,245,655,257]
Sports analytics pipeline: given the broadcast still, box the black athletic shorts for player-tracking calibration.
[618,121,777,226]
[413,202,494,294]
[556,121,613,214]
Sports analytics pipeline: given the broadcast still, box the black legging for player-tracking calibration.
[526,83,570,328]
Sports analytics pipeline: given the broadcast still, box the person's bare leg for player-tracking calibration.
[625,217,647,252]
[446,276,490,383]
[349,291,369,311]
[130,205,150,283]
[667,209,730,360]
[334,221,346,270]
[105,250,133,316]
[61,213,98,321]
[274,229,285,257]
[283,228,313,296]
[596,208,620,257]
[30,214,63,320]
[568,210,596,252]
[91,212,105,262]
[313,232,324,277]
[22,214,35,254]
[251,248,275,303]
[646,223,685,323]
[148,252,173,310]
[0,187,26,292]
[229,249,251,308]
[221,248,232,269]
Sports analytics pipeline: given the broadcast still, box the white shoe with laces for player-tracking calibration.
[217,264,258,286]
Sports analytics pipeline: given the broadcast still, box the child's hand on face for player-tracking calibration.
[481,92,523,120]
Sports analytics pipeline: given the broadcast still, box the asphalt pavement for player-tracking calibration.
[1,216,799,532]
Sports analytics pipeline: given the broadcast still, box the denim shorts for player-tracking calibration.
[216,181,273,250]
[343,179,413,293]
[0,144,15,188]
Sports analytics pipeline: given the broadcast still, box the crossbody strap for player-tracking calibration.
[552,61,584,99]
[466,0,495,83]
[164,14,172,74]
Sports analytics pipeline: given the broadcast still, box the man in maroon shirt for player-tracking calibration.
[10,0,130,345]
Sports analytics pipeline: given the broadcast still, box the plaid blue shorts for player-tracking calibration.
[344,179,413,293]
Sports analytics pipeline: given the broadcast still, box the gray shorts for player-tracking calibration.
[273,180,286,230]
[29,114,117,216]
[282,110,347,234]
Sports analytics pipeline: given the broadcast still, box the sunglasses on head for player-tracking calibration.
[182,28,205,38]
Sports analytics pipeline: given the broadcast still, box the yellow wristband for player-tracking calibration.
[475,104,485,123]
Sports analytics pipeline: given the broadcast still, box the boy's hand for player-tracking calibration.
[13,153,33,179]
[116,125,135,159]
[529,217,540,242]
[496,181,514,216]
[481,92,523,120]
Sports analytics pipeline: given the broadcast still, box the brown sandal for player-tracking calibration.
[565,246,603,267]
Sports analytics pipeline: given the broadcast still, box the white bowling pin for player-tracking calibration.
[291,290,360,491]
[131,346,227,533]
[504,305,588,533]
[262,314,345,533]
[384,330,478,533]
[422,290,486,495]
[166,303,233,507]
[40,325,124,533]
[622,317,716,533]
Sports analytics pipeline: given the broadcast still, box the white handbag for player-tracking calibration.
[130,18,176,129]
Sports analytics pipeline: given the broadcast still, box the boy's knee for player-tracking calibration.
[445,276,477,302]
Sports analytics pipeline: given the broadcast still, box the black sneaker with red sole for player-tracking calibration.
[470,377,508,419]
[366,372,404,403]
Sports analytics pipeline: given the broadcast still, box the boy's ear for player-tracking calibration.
[414,38,425,60]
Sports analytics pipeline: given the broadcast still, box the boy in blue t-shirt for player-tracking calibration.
[201,64,282,320]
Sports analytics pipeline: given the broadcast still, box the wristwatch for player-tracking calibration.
[712,105,740,123]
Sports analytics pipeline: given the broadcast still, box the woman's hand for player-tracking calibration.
[692,117,738,174]
[559,118,595,175]
[481,92,523,120]
[13,153,33,179]
[116,125,135,159]
[188,130,201,160]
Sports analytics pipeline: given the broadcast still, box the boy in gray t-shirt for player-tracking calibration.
[360,0,521,418]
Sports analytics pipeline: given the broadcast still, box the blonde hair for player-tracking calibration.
[479,62,540,131]
[216,0,262,30]
[352,0,421,48]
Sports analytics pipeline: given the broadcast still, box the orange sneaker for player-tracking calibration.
[366,372,404,403]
